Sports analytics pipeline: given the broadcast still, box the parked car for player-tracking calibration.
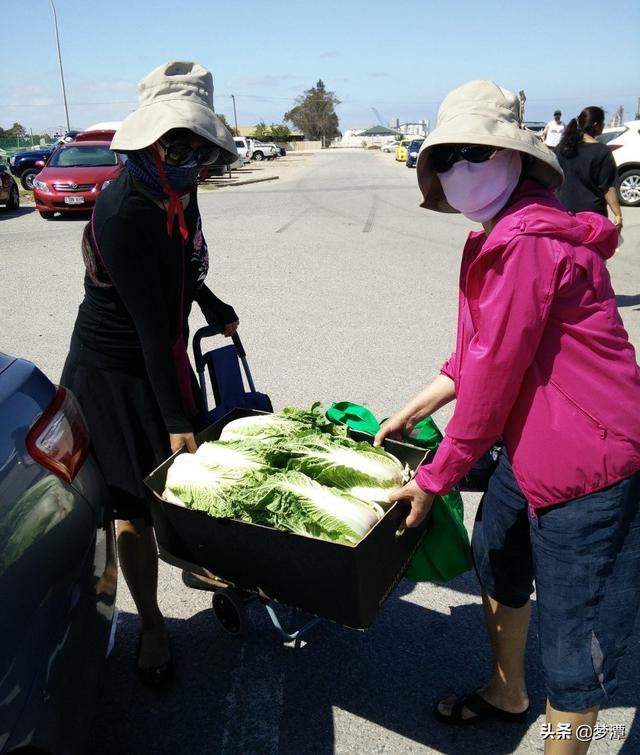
[0,352,116,754]
[381,141,399,153]
[8,131,79,190]
[406,138,425,168]
[523,121,546,134]
[599,120,640,207]
[249,139,279,161]
[233,137,253,164]
[0,163,19,211]
[32,139,125,219]
[395,141,411,162]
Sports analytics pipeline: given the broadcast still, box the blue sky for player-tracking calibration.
[2,0,639,135]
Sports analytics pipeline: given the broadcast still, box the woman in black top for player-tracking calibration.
[556,106,623,231]
[61,61,239,686]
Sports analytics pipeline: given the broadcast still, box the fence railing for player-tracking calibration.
[0,137,56,156]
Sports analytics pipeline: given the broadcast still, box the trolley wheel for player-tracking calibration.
[212,588,247,637]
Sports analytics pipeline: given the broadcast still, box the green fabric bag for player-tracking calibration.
[325,401,473,583]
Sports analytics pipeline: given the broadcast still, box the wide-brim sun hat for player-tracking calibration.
[111,61,237,166]
[417,80,563,213]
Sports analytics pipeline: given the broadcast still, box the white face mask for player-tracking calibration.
[438,148,522,223]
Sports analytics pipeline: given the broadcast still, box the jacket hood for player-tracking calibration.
[485,183,618,261]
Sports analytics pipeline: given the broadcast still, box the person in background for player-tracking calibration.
[542,110,565,149]
[556,106,622,232]
[61,61,239,686]
[376,80,640,755]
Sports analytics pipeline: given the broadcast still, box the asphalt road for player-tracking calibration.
[1,150,639,755]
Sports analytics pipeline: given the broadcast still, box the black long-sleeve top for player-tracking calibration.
[73,169,236,433]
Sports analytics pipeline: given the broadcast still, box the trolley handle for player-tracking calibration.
[192,326,246,371]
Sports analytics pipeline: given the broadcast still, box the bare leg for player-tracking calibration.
[438,592,530,720]
[545,701,598,755]
[116,518,170,668]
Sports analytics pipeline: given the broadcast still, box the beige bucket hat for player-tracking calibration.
[417,80,563,213]
[111,61,237,166]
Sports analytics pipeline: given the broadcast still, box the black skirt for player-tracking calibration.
[61,335,170,524]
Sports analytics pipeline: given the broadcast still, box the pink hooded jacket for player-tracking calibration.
[415,183,640,511]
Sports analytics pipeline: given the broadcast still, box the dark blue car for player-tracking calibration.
[0,353,116,754]
[406,138,425,168]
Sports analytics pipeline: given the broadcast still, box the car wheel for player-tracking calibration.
[617,169,640,207]
[21,170,38,191]
[253,151,264,161]
[6,184,19,210]
[39,210,55,219]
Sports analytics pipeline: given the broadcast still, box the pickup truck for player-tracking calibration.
[249,139,279,161]
[8,131,79,189]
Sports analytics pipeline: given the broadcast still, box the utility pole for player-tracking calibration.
[49,0,70,132]
[231,94,239,136]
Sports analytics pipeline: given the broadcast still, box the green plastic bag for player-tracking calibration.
[325,401,473,583]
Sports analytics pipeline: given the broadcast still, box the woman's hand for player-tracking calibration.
[374,412,416,446]
[614,214,623,234]
[223,319,239,337]
[388,480,435,528]
[169,432,197,454]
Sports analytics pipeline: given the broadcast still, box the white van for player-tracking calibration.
[233,137,253,164]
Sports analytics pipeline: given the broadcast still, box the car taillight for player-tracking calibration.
[26,386,89,482]
[609,144,622,152]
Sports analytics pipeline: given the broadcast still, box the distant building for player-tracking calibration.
[394,120,429,137]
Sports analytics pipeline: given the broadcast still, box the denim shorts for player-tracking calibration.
[472,452,640,712]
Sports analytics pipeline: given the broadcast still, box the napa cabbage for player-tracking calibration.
[218,413,308,443]
[164,453,268,523]
[285,442,404,490]
[195,440,272,471]
[258,471,384,546]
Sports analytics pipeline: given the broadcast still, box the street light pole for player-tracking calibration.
[231,94,239,136]
[49,0,70,132]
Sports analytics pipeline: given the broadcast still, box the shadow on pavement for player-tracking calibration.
[88,572,639,754]
[0,207,36,218]
[616,294,640,308]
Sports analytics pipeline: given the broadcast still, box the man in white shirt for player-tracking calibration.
[542,110,565,149]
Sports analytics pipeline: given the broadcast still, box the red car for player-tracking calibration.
[32,136,125,219]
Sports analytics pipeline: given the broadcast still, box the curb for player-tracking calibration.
[201,176,279,190]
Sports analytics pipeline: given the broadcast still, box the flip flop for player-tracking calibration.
[136,633,175,688]
[433,690,530,726]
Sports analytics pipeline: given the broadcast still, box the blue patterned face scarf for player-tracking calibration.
[126,149,200,198]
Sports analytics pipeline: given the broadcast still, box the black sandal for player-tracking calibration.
[433,690,530,726]
[136,633,175,688]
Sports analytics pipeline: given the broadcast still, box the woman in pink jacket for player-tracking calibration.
[376,80,640,754]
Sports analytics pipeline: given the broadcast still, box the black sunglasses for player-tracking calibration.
[430,144,497,174]
[158,140,220,166]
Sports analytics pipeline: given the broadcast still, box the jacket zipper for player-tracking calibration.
[549,379,608,439]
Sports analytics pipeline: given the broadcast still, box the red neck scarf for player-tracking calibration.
[151,148,190,242]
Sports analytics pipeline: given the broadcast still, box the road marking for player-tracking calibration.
[363,195,378,232]
[275,210,306,234]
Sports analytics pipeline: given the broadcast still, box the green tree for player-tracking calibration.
[0,122,28,139]
[251,122,292,141]
[284,80,341,145]
[252,121,270,140]
[8,122,27,138]
[267,123,292,141]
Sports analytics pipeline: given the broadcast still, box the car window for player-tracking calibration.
[598,128,627,144]
[49,145,118,167]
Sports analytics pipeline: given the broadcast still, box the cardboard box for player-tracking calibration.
[144,409,429,629]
